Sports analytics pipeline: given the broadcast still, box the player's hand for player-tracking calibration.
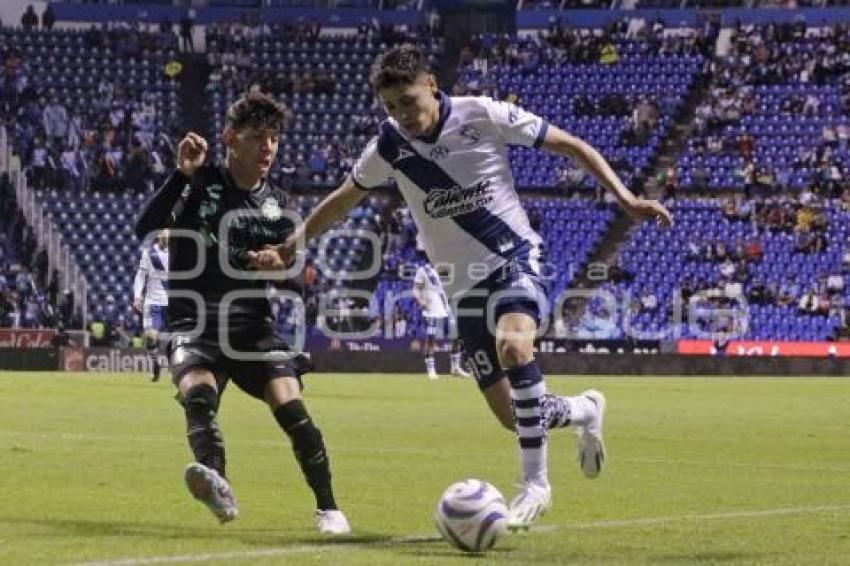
[247,238,297,271]
[624,198,673,227]
[177,132,208,177]
[132,297,143,313]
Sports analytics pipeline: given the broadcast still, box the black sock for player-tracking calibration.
[183,383,227,478]
[274,400,337,510]
[146,338,160,379]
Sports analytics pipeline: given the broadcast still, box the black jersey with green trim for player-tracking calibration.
[135,165,295,333]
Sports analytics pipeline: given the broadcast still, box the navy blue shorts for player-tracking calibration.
[424,315,457,339]
[143,304,167,332]
[455,264,549,391]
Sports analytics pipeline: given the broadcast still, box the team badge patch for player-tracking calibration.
[261,198,282,221]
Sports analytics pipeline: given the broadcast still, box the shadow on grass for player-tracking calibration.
[0,517,398,548]
[655,550,769,563]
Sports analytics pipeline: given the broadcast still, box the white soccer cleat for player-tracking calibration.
[451,366,472,378]
[184,462,239,524]
[427,371,439,380]
[576,389,607,479]
[315,509,352,534]
[507,480,552,530]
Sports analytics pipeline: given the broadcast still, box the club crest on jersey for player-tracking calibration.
[459,125,481,145]
[429,145,450,160]
[261,198,282,221]
[423,179,494,218]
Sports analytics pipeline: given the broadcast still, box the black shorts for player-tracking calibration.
[168,323,312,400]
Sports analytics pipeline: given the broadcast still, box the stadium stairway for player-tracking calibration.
[178,53,212,138]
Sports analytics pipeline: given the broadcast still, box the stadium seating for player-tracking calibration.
[205,33,443,189]
[677,30,847,192]
[456,35,702,191]
[612,198,849,341]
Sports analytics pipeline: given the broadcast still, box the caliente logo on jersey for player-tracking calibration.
[423,179,494,218]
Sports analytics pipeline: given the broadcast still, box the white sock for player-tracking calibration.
[450,352,462,372]
[425,356,436,375]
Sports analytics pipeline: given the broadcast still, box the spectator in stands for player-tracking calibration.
[737,133,755,160]
[43,96,69,148]
[798,286,819,316]
[745,237,763,263]
[749,278,769,306]
[687,239,702,261]
[719,257,736,279]
[741,159,755,199]
[41,5,55,31]
[639,286,658,313]
[822,124,838,149]
[803,93,821,117]
[795,224,816,254]
[706,135,723,154]
[599,39,618,65]
[662,166,677,201]
[723,198,737,222]
[123,138,155,193]
[838,123,850,152]
[633,96,659,132]
[180,12,194,53]
[777,277,799,308]
[27,138,52,190]
[21,5,37,32]
[0,289,12,328]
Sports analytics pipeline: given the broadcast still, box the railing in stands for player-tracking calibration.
[7,162,89,330]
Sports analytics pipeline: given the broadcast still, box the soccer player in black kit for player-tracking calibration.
[135,92,350,534]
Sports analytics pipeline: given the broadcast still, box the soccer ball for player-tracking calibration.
[434,479,509,553]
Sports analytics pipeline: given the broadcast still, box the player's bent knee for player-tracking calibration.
[264,375,303,409]
[496,339,533,369]
[177,369,218,397]
[182,383,220,419]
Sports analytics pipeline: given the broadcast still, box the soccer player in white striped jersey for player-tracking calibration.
[250,44,673,529]
[412,254,471,380]
[133,230,169,382]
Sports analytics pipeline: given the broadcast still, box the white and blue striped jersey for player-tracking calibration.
[132,243,169,306]
[414,263,451,319]
[352,93,547,296]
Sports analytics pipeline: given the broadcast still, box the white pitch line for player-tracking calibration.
[70,503,850,566]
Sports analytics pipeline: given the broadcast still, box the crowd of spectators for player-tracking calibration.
[685,22,850,195]
[2,22,179,197]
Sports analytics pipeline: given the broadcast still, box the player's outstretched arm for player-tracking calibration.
[540,126,673,227]
[132,262,146,313]
[249,176,369,270]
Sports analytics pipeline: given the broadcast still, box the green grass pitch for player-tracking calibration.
[1,372,849,565]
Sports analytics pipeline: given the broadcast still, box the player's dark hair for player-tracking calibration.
[369,44,430,91]
[225,91,285,132]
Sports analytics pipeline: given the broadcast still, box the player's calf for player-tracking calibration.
[182,383,227,477]
[274,399,343,515]
[145,332,161,382]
